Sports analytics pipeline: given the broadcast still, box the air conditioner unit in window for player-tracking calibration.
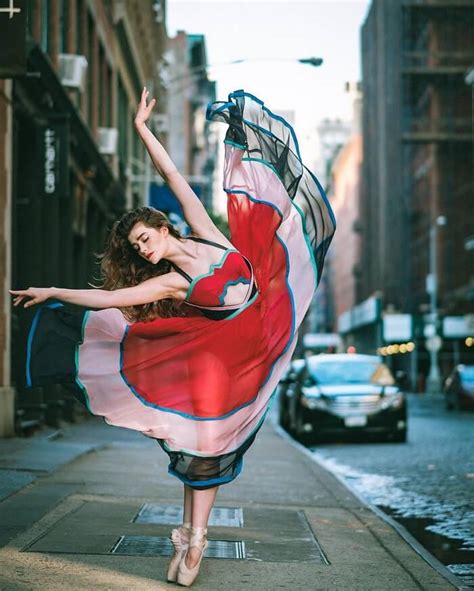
[152,113,168,133]
[98,127,118,155]
[58,54,88,91]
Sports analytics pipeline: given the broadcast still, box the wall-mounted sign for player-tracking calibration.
[383,314,413,342]
[338,295,382,334]
[37,116,70,199]
[443,315,474,338]
[0,0,27,78]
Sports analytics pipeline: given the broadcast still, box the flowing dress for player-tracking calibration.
[25,90,336,489]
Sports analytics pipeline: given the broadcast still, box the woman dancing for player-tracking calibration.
[11,87,336,586]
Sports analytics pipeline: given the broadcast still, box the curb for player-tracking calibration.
[269,414,466,591]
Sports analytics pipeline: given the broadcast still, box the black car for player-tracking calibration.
[444,364,474,411]
[277,358,305,431]
[281,353,407,443]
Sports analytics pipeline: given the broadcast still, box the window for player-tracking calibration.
[40,0,50,53]
[59,0,69,53]
[76,0,83,53]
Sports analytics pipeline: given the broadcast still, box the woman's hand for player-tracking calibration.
[9,287,56,309]
[134,86,156,128]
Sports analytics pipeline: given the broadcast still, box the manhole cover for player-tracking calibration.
[133,504,244,527]
[111,535,246,559]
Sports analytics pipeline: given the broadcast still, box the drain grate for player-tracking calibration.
[133,504,244,527]
[111,535,246,559]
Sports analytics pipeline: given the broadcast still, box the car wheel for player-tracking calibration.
[279,404,289,431]
[295,413,312,446]
[390,429,407,443]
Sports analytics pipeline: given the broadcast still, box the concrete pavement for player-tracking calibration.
[0,409,459,590]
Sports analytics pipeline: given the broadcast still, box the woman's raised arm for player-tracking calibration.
[10,273,178,310]
[134,87,216,236]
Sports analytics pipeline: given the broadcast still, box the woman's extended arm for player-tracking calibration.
[10,273,177,310]
[134,87,216,236]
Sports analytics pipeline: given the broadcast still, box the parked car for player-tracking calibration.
[277,358,305,430]
[444,364,474,411]
[283,353,407,443]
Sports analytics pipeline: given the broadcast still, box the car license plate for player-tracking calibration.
[344,415,367,427]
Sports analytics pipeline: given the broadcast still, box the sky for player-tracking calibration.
[166,0,372,149]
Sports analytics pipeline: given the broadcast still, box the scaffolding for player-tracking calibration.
[401,1,474,312]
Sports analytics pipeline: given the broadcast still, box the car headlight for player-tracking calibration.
[380,393,404,410]
[301,395,327,410]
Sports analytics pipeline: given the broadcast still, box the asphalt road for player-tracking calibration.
[307,393,474,586]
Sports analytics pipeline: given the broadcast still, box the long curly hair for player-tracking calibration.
[98,206,186,322]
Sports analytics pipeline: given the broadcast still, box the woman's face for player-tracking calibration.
[128,222,168,264]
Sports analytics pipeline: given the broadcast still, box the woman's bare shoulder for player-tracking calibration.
[190,228,234,250]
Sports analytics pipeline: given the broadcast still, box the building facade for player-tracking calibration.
[156,30,217,220]
[0,0,167,435]
[348,0,474,386]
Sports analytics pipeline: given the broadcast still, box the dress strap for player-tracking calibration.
[187,235,228,251]
[170,262,192,283]
[183,256,258,311]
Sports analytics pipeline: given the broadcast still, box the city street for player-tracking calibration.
[0,411,459,590]
[307,393,474,587]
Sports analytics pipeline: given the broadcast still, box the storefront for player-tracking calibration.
[9,43,126,431]
[337,295,383,355]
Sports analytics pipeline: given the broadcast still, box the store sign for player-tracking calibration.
[337,310,351,334]
[443,315,474,338]
[0,0,27,78]
[337,296,381,334]
[383,314,412,342]
[37,117,69,199]
[351,296,380,330]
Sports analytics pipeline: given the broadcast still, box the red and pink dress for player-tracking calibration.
[25,91,336,489]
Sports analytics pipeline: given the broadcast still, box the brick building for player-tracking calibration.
[0,0,167,435]
[341,0,474,384]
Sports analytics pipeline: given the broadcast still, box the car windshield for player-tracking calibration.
[459,366,474,382]
[307,359,395,385]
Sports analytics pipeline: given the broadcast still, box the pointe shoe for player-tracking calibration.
[177,526,208,587]
[166,524,191,583]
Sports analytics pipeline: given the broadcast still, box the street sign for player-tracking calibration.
[424,323,436,338]
[426,335,442,352]
[426,273,435,295]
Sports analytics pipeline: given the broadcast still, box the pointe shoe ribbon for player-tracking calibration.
[166,525,191,583]
[177,527,208,587]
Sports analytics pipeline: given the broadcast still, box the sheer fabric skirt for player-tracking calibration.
[26,91,336,489]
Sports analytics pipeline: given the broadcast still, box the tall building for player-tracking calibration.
[157,31,217,218]
[328,87,363,325]
[345,0,474,384]
[0,0,167,435]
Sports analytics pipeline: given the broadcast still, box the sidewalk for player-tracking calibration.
[0,410,458,590]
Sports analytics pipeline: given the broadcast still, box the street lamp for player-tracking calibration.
[164,56,324,87]
[426,214,447,394]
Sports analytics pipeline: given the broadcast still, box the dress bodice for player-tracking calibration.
[171,236,257,319]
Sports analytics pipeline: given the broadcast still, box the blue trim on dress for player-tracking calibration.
[185,249,237,301]
[116,189,297,422]
[218,276,251,306]
[208,90,336,229]
[26,302,64,387]
[75,310,92,412]
[168,457,243,488]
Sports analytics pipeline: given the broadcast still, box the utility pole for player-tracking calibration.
[426,215,447,393]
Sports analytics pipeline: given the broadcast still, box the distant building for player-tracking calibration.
[328,88,363,325]
[162,31,217,215]
[304,94,353,336]
[314,117,352,191]
[345,0,474,383]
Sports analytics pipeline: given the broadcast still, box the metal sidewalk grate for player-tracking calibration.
[133,504,244,527]
[111,535,246,559]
